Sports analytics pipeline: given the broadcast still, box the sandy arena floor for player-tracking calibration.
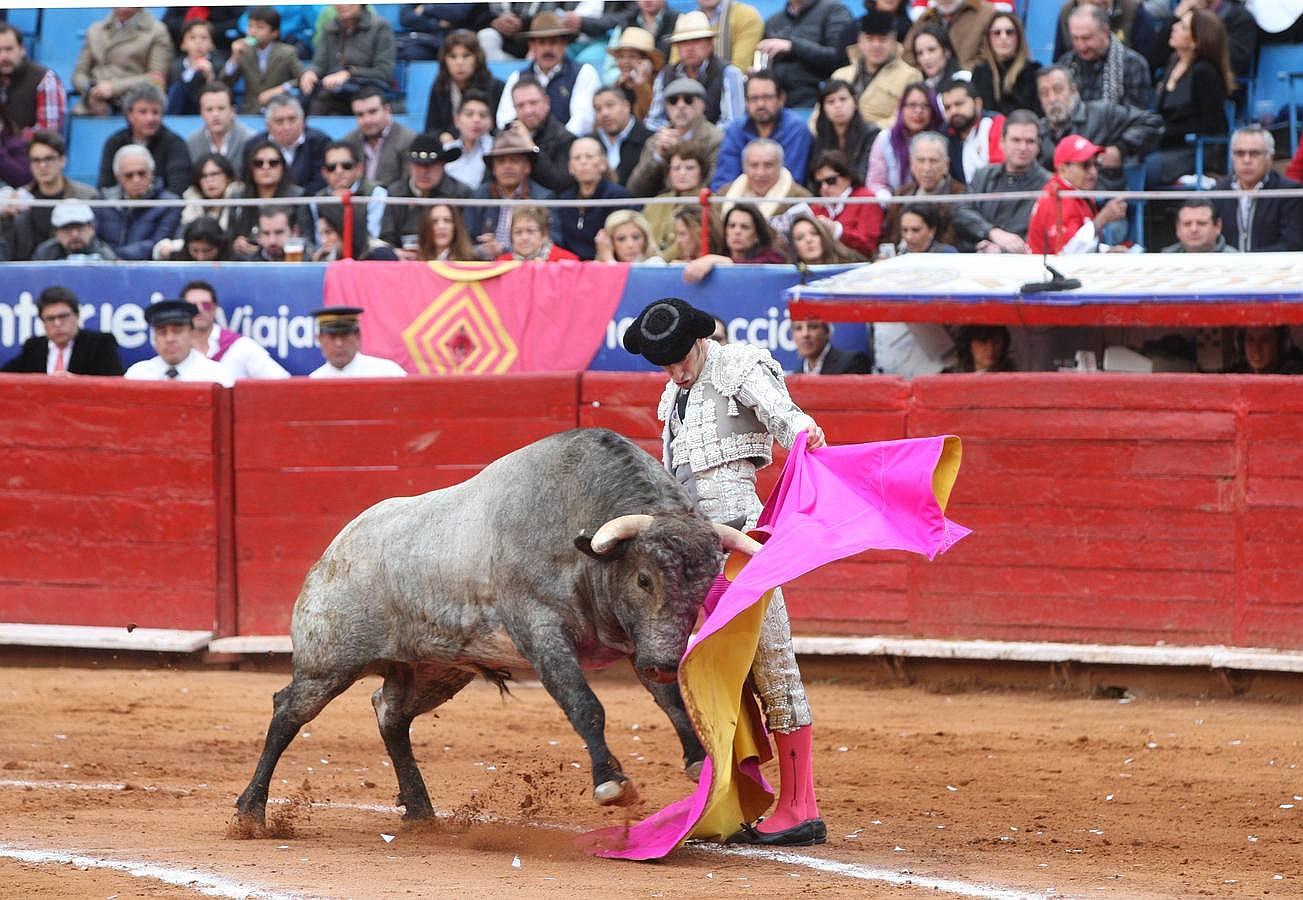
[0,661,1299,898]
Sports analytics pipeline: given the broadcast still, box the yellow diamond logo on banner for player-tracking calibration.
[402,280,519,375]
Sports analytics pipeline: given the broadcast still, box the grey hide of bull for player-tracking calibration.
[233,427,729,831]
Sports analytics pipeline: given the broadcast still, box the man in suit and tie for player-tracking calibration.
[2,286,125,376]
[791,317,871,374]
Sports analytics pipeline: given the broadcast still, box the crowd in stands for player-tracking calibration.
[1,1,1302,375]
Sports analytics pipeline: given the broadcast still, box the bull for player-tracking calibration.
[234,428,756,830]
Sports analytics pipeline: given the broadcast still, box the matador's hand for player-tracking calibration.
[805,426,826,450]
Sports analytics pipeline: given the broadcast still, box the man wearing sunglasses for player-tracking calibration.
[312,141,388,239]
[1026,134,1128,255]
[96,144,182,261]
[626,78,722,198]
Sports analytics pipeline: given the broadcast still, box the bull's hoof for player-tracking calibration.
[593,778,638,807]
[685,759,704,782]
[226,811,269,839]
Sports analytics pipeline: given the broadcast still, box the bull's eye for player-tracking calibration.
[637,573,652,591]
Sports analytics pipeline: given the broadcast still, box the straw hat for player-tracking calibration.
[519,11,577,40]
[483,129,541,159]
[607,26,665,69]
[669,11,715,44]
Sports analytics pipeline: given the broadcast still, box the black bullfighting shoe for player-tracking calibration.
[725,817,828,846]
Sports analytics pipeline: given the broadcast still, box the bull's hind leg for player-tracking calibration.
[373,663,474,820]
[234,671,357,830]
[635,667,706,780]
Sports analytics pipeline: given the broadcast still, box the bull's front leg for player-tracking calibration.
[634,667,706,781]
[525,631,637,807]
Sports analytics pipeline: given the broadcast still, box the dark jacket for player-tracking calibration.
[31,235,119,261]
[251,127,333,195]
[309,8,396,86]
[1039,99,1162,191]
[424,76,505,137]
[762,0,853,108]
[228,182,314,241]
[97,126,192,196]
[605,119,655,187]
[379,172,473,246]
[970,59,1043,117]
[462,179,560,256]
[1212,171,1303,252]
[1152,0,1257,78]
[1155,58,1229,150]
[530,116,578,193]
[554,178,635,260]
[952,162,1051,246]
[812,346,871,375]
[7,178,100,262]
[1056,43,1154,111]
[2,331,125,376]
[96,180,182,260]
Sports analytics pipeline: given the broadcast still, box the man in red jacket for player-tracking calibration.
[1027,134,1127,255]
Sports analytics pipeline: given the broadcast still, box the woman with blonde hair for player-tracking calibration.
[785,212,866,266]
[417,203,477,261]
[970,13,1042,116]
[594,209,663,263]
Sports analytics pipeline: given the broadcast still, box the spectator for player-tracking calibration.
[97,144,182,261]
[897,203,958,253]
[810,79,878,181]
[1,286,123,376]
[463,129,559,260]
[1057,5,1153,110]
[229,139,313,256]
[1287,136,1303,185]
[497,204,579,261]
[6,132,97,263]
[496,12,600,137]
[1211,126,1303,252]
[945,325,1016,372]
[1154,0,1257,81]
[72,7,173,115]
[684,202,786,282]
[904,0,997,71]
[161,7,245,53]
[643,142,711,260]
[242,205,305,262]
[124,300,234,386]
[0,23,67,136]
[953,110,1051,254]
[608,27,664,123]
[314,202,400,261]
[938,78,1004,185]
[155,215,234,262]
[627,78,722,198]
[810,149,881,258]
[594,86,654,187]
[1036,65,1162,191]
[757,0,853,108]
[182,280,290,380]
[444,91,496,188]
[827,11,920,130]
[554,137,634,260]
[424,30,505,138]
[646,12,745,131]
[308,306,406,378]
[787,211,865,265]
[867,82,942,196]
[186,82,255,166]
[970,12,1042,116]
[909,26,960,97]
[313,140,387,239]
[96,84,191,197]
[344,86,417,187]
[474,2,543,62]
[225,6,305,115]
[712,70,812,190]
[1147,8,1234,187]
[252,95,331,193]
[607,1,680,61]
[1026,134,1129,254]
[300,4,396,116]
[698,0,765,72]
[32,201,119,261]
[394,2,479,61]
[790,316,871,373]
[381,135,471,256]
[166,20,227,115]
[722,137,812,219]
[670,204,717,262]
[1162,198,1236,253]
[1052,0,1158,67]
[180,152,240,232]
[594,209,664,263]
[882,131,966,245]
[1231,327,1303,375]
[416,203,477,261]
[500,77,576,193]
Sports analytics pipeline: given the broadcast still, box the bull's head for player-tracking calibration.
[575,515,757,683]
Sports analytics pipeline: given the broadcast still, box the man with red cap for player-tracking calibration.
[1027,134,1128,255]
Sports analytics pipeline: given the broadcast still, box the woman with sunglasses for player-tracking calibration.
[970,13,1042,116]
[230,139,311,257]
[181,152,240,232]
[809,149,881,259]
[867,83,941,197]
[809,79,877,185]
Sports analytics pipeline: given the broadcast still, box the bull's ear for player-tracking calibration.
[574,532,627,560]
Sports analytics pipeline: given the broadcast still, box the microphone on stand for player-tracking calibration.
[1021,221,1082,294]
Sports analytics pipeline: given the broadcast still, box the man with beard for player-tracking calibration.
[0,23,66,135]
[711,70,811,190]
[953,111,1051,254]
[96,83,190,196]
[938,78,1004,186]
[31,201,118,261]
[495,12,600,137]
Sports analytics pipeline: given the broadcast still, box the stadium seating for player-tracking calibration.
[1253,44,1303,151]
[1023,0,1061,66]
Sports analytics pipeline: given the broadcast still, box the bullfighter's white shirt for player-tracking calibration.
[124,348,234,386]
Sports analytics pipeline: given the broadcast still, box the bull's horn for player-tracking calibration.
[591,514,655,554]
[713,523,762,555]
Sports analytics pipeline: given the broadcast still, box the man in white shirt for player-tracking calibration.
[182,280,289,380]
[495,12,600,137]
[124,300,235,386]
[307,307,406,378]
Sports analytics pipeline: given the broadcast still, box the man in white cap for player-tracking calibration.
[31,200,118,261]
[307,307,406,378]
[124,299,235,386]
[645,11,745,130]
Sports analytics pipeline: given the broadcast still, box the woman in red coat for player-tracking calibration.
[495,206,580,262]
[809,150,882,259]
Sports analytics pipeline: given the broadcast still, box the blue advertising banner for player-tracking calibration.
[0,263,865,375]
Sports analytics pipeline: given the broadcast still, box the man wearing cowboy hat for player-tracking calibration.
[463,128,561,260]
[608,26,665,122]
[645,10,745,131]
[380,134,471,257]
[495,11,601,138]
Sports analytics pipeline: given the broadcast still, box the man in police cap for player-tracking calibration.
[124,299,234,385]
[623,296,828,847]
[307,306,406,378]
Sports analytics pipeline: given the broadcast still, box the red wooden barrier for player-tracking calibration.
[0,376,230,632]
[231,375,580,634]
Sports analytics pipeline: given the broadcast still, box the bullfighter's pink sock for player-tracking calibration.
[757,724,819,833]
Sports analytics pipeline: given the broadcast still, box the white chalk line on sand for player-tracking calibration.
[1,777,1048,899]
